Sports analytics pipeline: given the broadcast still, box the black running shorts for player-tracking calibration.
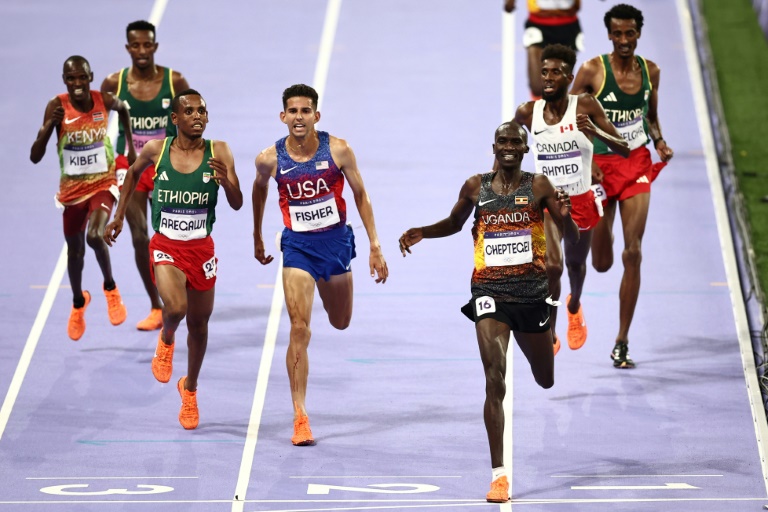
[461,296,551,333]
[523,19,583,51]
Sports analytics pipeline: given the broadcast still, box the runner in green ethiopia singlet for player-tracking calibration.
[152,138,219,240]
[593,54,651,155]
[115,67,176,155]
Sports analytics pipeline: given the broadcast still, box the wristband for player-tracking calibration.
[653,137,665,147]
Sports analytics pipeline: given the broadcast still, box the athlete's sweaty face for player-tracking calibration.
[281,96,320,139]
[540,59,572,100]
[126,30,158,70]
[172,95,208,138]
[62,60,93,102]
[608,18,640,59]
[493,124,529,170]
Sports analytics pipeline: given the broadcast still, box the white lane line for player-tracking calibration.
[237,504,493,512]
[147,0,170,26]
[231,257,284,509]
[0,0,171,446]
[500,9,517,511]
[501,10,517,121]
[675,0,768,496]
[313,0,343,111]
[230,1,343,509]
[26,476,197,480]
[552,474,723,478]
[3,496,768,507]
[289,476,462,479]
[572,483,699,490]
[0,244,67,442]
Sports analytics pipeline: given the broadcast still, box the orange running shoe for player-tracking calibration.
[136,308,163,331]
[152,331,175,383]
[486,475,509,503]
[291,402,315,446]
[553,334,561,356]
[177,376,199,429]
[566,294,587,350]
[67,291,91,341]
[103,285,127,326]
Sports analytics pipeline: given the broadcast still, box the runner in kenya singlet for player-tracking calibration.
[471,171,548,303]
[275,131,347,233]
[593,54,652,155]
[56,91,116,205]
[151,138,219,241]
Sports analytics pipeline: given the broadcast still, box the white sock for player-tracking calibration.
[492,466,506,481]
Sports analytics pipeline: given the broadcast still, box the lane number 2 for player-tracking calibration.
[307,483,439,495]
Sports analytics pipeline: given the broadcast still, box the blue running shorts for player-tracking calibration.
[280,224,356,282]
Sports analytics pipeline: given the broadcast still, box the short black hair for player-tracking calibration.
[541,44,577,74]
[172,89,203,112]
[63,55,90,73]
[604,3,644,32]
[495,121,528,143]
[282,84,319,110]
[126,20,156,40]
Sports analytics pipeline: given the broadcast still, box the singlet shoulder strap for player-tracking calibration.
[167,68,175,97]
[116,68,127,97]
[595,54,609,98]
[157,137,171,164]
[638,56,652,91]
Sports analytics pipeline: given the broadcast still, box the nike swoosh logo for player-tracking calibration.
[539,316,550,327]
[478,199,497,206]
[533,129,547,135]
[280,165,298,174]
[64,116,82,125]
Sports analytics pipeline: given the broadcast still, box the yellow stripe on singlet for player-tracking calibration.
[153,137,170,181]
[595,56,607,98]
[116,68,125,97]
[639,56,652,91]
[168,68,175,97]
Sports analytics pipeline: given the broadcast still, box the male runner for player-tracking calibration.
[101,20,190,331]
[399,121,578,503]
[105,89,243,429]
[514,43,628,352]
[570,3,674,368]
[252,84,389,446]
[504,0,584,99]
[31,55,132,341]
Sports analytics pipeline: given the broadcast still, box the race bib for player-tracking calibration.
[484,230,533,267]
[153,250,174,263]
[523,26,544,47]
[132,128,165,152]
[202,256,217,279]
[536,150,583,188]
[159,208,208,241]
[615,116,648,151]
[289,194,340,232]
[591,183,607,202]
[475,296,497,317]
[62,142,108,176]
[535,0,576,9]
[116,167,127,187]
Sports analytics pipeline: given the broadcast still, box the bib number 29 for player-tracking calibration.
[203,256,217,279]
